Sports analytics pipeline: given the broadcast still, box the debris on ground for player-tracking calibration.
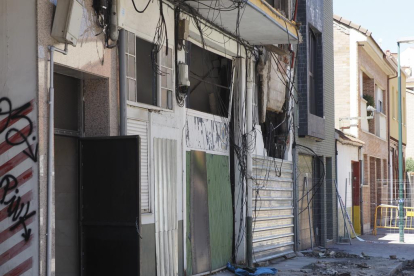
[274,252,409,276]
[394,260,414,276]
[302,247,370,260]
[356,263,370,268]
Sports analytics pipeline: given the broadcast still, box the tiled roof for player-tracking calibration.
[335,129,365,146]
[334,14,372,36]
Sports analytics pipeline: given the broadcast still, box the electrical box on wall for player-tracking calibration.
[178,63,190,87]
[51,0,83,46]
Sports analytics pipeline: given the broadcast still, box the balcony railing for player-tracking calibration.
[361,99,386,140]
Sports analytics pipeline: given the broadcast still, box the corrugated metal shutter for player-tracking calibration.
[127,118,150,213]
[154,138,178,276]
[252,155,294,262]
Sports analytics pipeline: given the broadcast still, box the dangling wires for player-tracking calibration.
[152,0,169,75]
[131,0,152,13]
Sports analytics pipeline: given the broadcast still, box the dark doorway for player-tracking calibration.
[54,73,82,276]
[325,157,333,240]
[79,136,141,276]
[313,156,324,246]
[352,161,361,235]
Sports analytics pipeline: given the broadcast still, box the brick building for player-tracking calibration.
[333,15,396,233]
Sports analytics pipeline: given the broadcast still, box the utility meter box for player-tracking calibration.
[51,0,83,46]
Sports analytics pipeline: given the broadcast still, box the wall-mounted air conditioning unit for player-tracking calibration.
[51,0,83,46]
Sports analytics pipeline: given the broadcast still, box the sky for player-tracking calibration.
[333,0,414,53]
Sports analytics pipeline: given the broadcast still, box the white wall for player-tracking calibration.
[336,142,359,237]
[0,1,39,275]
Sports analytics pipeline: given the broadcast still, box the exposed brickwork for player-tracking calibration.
[376,158,381,208]
[358,48,388,90]
[362,185,370,232]
[359,47,389,137]
[362,154,370,232]
[369,157,376,227]
[359,131,388,158]
[363,76,375,98]
[362,75,375,133]
[382,159,388,204]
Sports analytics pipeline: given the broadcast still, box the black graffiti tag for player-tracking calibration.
[0,175,36,241]
[0,98,37,242]
[0,97,38,162]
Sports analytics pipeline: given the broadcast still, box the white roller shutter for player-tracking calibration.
[127,118,150,213]
[252,155,295,262]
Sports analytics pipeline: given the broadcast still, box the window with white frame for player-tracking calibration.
[376,85,384,114]
[126,32,174,110]
[392,87,396,119]
[394,89,398,119]
[403,97,406,125]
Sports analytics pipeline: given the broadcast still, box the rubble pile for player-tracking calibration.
[302,248,369,260]
[394,260,414,276]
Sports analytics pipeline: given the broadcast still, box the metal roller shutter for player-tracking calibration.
[252,155,295,262]
[127,118,150,213]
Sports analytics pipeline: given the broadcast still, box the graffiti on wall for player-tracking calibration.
[185,115,229,153]
[0,97,37,242]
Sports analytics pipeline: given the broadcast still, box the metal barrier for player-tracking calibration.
[373,204,414,235]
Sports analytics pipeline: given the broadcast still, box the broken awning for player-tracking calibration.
[185,0,299,45]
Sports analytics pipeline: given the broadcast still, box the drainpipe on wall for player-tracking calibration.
[119,29,127,135]
[246,57,254,267]
[388,75,397,203]
[335,139,338,239]
[47,44,68,276]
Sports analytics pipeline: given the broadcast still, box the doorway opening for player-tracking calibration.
[54,72,82,276]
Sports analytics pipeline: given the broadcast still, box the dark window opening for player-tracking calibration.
[308,28,323,118]
[188,44,232,117]
[261,109,290,159]
[274,0,289,17]
[264,0,289,17]
[54,73,82,132]
[136,37,157,106]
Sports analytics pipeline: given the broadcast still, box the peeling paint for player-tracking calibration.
[185,115,229,153]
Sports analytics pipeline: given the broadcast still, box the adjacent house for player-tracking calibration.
[400,47,414,161]
[386,52,408,206]
[333,15,396,234]
[400,47,414,206]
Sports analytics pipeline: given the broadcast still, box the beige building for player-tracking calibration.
[401,47,414,161]
[334,15,395,233]
[407,89,414,160]
[386,52,408,205]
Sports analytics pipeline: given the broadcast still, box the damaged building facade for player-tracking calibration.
[0,0,335,275]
